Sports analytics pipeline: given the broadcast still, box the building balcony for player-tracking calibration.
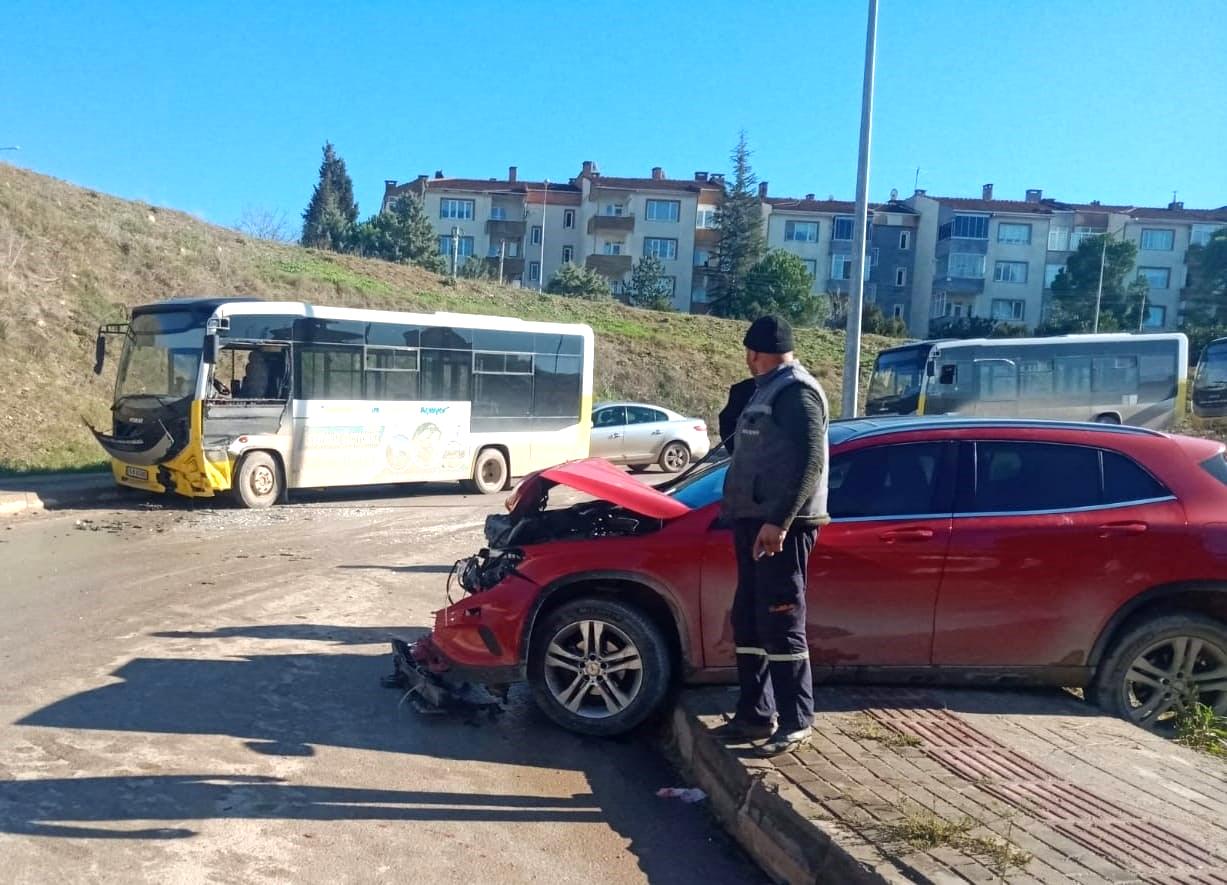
[588,215,635,234]
[694,226,720,247]
[486,256,524,278]
[486,219,526,239]
[585,254,632,277]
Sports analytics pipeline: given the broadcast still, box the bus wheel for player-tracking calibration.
[234,451,281,509]
[1093,413,1122,425]
[465,448,508,495]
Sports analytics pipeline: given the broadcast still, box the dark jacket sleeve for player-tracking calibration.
[718,378,757,454]
[768,384,826,528]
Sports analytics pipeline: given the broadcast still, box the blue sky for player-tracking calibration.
[3,1,1225,230]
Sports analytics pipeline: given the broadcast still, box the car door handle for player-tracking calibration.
[608,433,621,439]
[651,429,663,436]
[878,528,934,543]
[1097,521,1148,537]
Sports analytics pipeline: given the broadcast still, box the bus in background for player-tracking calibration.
[1193,337,1227,418]
[866,333,1188,428]
[91,298,594,507]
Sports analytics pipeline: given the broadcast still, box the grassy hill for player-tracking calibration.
[0,162,894,473]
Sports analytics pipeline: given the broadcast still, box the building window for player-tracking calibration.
[1192,224,1225,247]
[1143,305,1166,329]
[894,267,907,287]
[439,198,474,220]
[1044,263,1063,288]
[530,226,542,245]
[643,237,678,260]
[563,209,575,229]
[645,199,680,222]
[899,230,911,250]
[997,222,1032,245]
[931,293,947,318]
[948,253,986,279]
[1048,226,1071,251]
[892,304,904,318]
[697,206,718,229]
[1070,226,1102,249]
[603,203,624,217]
[1140,228,1175,251]
[1137,266,1171,289]
[561,246,574,263]
[694,249,711,267]
[991,299,1025,321]
[603,241,623,255]
[691,287,708,303]
[490,206,507,221]
[437,235,474,259]
[952,214,989,239]
[830,254,852,280]
[832,216,854,241]
[529,261,541,282]
[801,259,818,278]
[785,220,819,242]
[661,276,677,296]
[993,260,1028,283]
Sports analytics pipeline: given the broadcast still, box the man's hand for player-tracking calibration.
[753,523,787,560]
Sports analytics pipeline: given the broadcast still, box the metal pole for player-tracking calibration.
[1093,233,1108,333]
[451,226,459,277]
[539,179,549,290]
[841,0,878,419]
[499,239,506,284]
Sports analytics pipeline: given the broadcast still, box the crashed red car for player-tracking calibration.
[391,417,1227,737]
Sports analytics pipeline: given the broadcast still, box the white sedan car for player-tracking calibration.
[589,402,711,473]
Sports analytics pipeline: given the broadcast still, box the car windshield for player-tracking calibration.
[1198,345,1227,385]
[667,459,729,509]
[115,310,205,402]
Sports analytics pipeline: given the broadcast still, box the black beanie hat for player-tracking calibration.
[743,315,794,354]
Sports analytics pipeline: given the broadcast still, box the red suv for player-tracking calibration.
[390,418,1227,737]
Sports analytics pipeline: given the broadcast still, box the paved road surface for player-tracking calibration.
[0,484,761,884]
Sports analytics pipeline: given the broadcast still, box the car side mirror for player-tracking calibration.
[205,334,221,364]
[93,333,106,375]
[925,361,934,378]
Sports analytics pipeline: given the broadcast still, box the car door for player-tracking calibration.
[622,406,668,461]
[700,438,955,670]
[589,406,627,462]
[931,439,1187,668]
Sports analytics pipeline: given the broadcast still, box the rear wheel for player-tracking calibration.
[463,448,508,495]
[529,598,672,736]
[1093,413,1122,425]
[1093,612,1227,735]
[658,441,690,474]
[233,451,281,509]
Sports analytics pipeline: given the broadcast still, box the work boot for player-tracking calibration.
[710,715,776,742]
[756,726,812,757]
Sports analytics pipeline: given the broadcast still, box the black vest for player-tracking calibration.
[722,362,829,524]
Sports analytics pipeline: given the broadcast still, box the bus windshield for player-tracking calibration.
[115,311,205,402]
[1198,344,1227,386]
[866,346,927,413]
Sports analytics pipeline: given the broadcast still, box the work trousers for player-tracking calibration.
[731,519,817,734]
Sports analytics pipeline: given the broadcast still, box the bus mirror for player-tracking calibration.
[93,333,106,375]
[205,334,220,364]
[939,365,957,385]
[926,361,934,378]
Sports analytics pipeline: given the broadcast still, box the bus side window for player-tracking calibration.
[939,365,957,385]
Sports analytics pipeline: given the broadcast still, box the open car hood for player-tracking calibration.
[510,458,691,520]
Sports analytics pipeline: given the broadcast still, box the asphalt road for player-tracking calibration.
[0,483,761,884]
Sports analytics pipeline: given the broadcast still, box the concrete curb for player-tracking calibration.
[0,473,128,516]
[662,691,909,885]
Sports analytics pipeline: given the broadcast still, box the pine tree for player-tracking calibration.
[351,194,446,273]
[742,250,824,324]
[301,142,359,250]
[709,132,766,319]
[627,255,674,310]
[545,264,611,299]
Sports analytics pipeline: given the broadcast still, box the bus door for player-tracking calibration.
[204,343,292,443]
[972,358,1019,418]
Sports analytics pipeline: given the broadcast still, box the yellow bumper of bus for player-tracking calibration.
[110,401,233,498]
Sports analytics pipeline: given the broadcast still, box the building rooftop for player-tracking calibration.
[928,196,1055,215]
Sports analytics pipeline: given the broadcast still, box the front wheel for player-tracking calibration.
[1092,612,1227,735]
[658,442,691,474]
[528,598,672,736]
[233,451,281,509]
[463,448,508,495]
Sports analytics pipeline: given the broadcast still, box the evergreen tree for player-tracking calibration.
[459,253,494,280]
[709,132,766,319]
[545,264,611,299]
[301,142,359,250]
[351,194,446,272]
[741,250,824,325]
[1184,229,1227,325]
[1042,235,1146,332]
[627,255,674,310]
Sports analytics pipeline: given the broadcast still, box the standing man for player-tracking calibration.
[716,315,829,756]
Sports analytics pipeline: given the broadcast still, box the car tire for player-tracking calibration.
[463,448,508,495]
[658,442,690,474]
[1093,413,1122,425]
[528,597,672,737]
[1092,611,1227,734]
[233,451,281,509]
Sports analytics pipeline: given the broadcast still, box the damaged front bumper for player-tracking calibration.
[382,635,510,716]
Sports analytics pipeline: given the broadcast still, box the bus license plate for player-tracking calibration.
[125,466,149,481]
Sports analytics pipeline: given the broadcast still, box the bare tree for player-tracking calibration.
[235,206,293,242]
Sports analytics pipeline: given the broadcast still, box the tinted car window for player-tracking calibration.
[626,406,665,425]
[1102,451,1168,504]
[828,443,946,519]
[970,442,1100,513]
[593,407,625,428]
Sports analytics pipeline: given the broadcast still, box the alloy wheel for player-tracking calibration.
[1121,635,1227,732]
[661,444,689,472]
[543,619,644,719]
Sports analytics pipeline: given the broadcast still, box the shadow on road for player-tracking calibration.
[150,624,427,646]
[336,564,456,575]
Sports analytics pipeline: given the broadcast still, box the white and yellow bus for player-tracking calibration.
[92,298,594,507]
[865,333,1188,428]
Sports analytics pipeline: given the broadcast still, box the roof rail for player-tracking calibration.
[838,416,1168,441]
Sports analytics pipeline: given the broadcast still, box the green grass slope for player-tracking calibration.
[0,162,894,473]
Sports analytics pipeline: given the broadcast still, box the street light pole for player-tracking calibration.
[539,179,549,291]
[841,0,879,419]
[450,226,460,277]
[1092,221,1130,334]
